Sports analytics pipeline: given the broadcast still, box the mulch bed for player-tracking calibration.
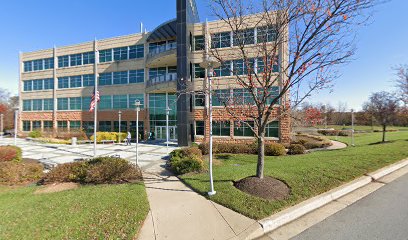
[234,176,290,201]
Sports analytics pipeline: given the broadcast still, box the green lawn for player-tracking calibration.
[0,183,149,240]
[180,131,408,220]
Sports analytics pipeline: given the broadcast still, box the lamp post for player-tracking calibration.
[200,57,221,196]
[351,109,355,147]
[14,108,19,146]
[135,100,141,165]
[118,111,122,144]
[165,106,171,150]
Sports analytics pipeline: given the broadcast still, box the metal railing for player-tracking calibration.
[148,42,177,57]
[147,73,177,87]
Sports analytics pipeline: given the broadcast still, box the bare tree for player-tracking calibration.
[395,65,408,106]
[363,91,399,142]
[207,0,378,178]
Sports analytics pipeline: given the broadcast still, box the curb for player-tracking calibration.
[251,157,408,239]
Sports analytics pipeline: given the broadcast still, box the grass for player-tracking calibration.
[180,131,408,220]
[0,183,149,240]
[315,124,408,132]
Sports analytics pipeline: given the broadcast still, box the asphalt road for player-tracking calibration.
[292,173,408,240]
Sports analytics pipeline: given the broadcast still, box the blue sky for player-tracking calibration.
[0,0,406,110]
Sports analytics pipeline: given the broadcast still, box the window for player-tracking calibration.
[82,97,91,110]
[43,121,53,131]
[82,52,95,64]
[194,94,205,107]
[265,121,279,138]
[128,94,144,109]
[23,81,32,91]
[129,70,144,83]
[258,86,280,105]
[82,74,95,86]
[58,56,69,68]
[214,61,231,77]
[57,98,68,110]
[113,95,128,109]
[257,26,277,43]
[70,54,82,66]
[113,47,128,61]
[233,89,255,105]
[32,121,41,130]
[211,32,231,48]
[194,64,205,78]
[43,79,54,90]
[70,76,82,88]
[257,57,279,73]
[98,121,112,132]
[44,58,54,69]
[149,67,166,80]
[113,71,128,85]
[212,121,230,136]
[99,73,112,86]
[58,121,68,131]
[32,99,43,111]
[195,121,205,135]
[233,28,255,46]
[99,95,112,110]
[23,100,31,111]
[69,97,82,110]
[234,121,254,137]
[58,77,69,88]
[24,61,32,72]
[33,59,43,71]
[23,121,31,131]
[70,121,81,130]
[194,35,205,51]
[233,59,254,75]
[43,99,54,111]
[82,121,94,133]
[129,45,144,59]
[99,49,112,62]
[212,89,230,106]
[113,121,128,132]
[32,79,43,91]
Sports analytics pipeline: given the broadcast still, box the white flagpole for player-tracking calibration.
[93,39,99,157]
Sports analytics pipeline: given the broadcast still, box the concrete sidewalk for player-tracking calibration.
[138,167,260,240]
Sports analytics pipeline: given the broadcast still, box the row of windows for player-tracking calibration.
[99,45,144,63]
[99,70,144,86]
[23,78,54,91]
[56,94,145,111]
[193,58,279,78]
[57,74,95,89]
[194,87,280,107]
[193,26,277,51]
[195,120,279,138]
[23,99,54,111]
[23,58,54,72]
[22,120,143,133]
[58,52,95,68]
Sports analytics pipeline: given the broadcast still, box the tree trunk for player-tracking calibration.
[382,124,386,142]
[256,136,265,179]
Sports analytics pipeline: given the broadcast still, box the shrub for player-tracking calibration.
[28,130,42,138]
[41,157,142,184]
[265,143,286,156]
[90,132,117,143]
[56,131,88,140]
[199,142,257,155]
[169,147,204,175]
[318,129,350,136]
[288,144,306,155]
[0,161,44,185]
[0,146,22,162]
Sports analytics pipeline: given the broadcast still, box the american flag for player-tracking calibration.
[89,88,100,112]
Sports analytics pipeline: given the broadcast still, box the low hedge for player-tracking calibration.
[0,146,22,162]
[198,142,286,156]
[41,157,142,184]
[90,132,127,143]
[28,130,42,138]
[318,129,350,136]
[288,144,306,155]
[0,161,44,185]
[292,134,332,149]
[168,147,204,175]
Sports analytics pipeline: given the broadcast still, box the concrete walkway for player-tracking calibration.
[308,140,347,152]
[138,165,260,240]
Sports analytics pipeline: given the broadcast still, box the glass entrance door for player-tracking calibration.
[155,126,177,140]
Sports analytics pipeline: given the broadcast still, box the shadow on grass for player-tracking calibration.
[368,140,396,145]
